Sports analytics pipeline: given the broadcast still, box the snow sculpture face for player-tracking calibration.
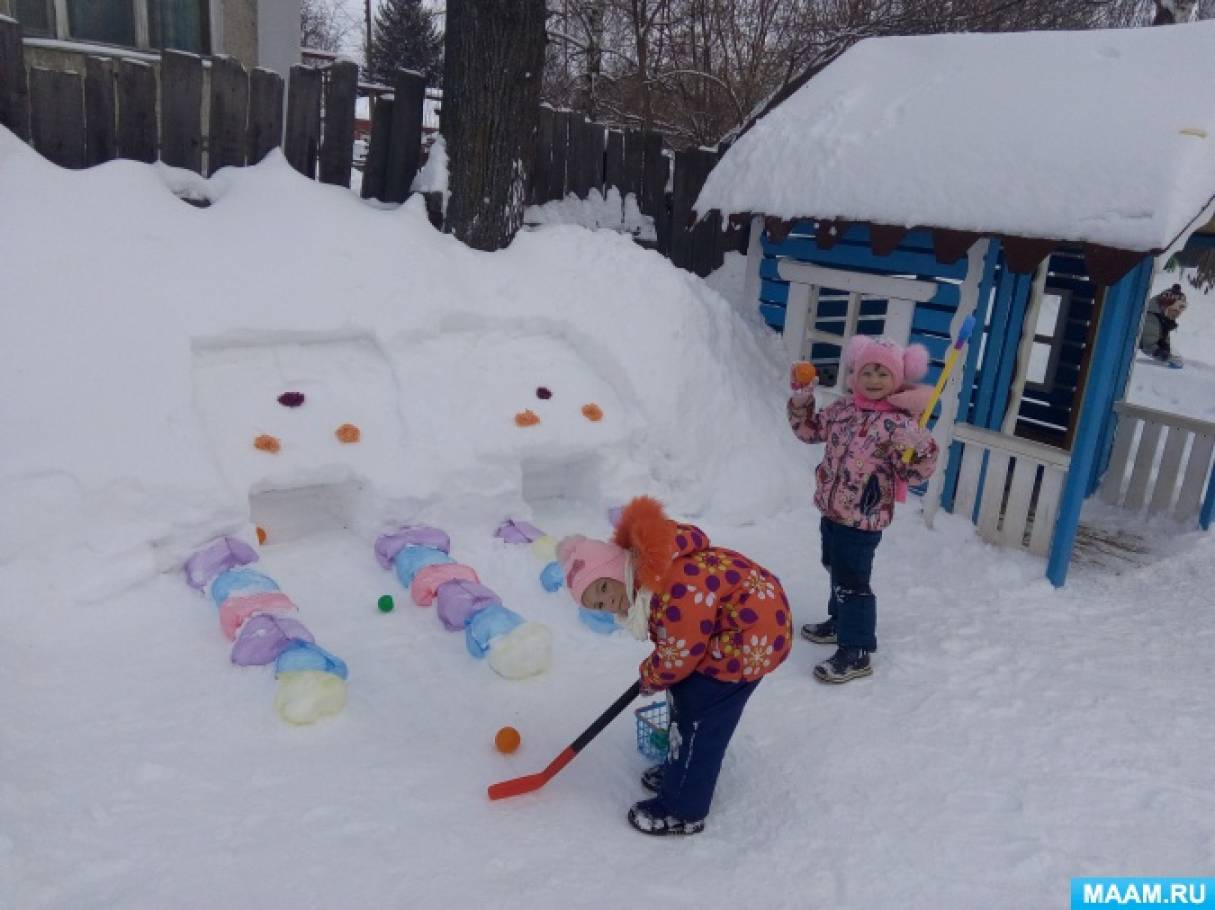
[580,577,628,616]
[857,363,897,400]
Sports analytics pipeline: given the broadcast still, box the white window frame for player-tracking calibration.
[776,259,937,397]
[1023,287,1072,397]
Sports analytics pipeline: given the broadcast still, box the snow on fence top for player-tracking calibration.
[697,22,1215,254]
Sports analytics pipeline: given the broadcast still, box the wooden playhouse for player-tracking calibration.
[696,22,1215,586]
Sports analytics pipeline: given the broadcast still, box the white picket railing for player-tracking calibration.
[951,423,1071,556]
[1100,401,1215,525]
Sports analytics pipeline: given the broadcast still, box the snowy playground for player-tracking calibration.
[4,39,1215,910]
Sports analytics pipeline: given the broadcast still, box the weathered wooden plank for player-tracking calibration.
[319,59,357,186]
[1099,415,1137,505]
[284,64,322,177]
[1124,420,1163,512]
[669,149,696,269]
[1001,457,1038,548]
[1149,426,1189,515]
[117,58,157,163]
[1175,433,1215,523]
[384,68,425,202]
[977,451,1010,542]
[28,67,85,168]
[567,114,588,197]
[690,148,719,276]
[586,120,605,194]
[360,95,393,200]
[604,128,623,194]
[246,67,284,164]
[84,56,117,166]
[531,106,553,204]
[953,442,985,523]
[0,15,30,142]
[1028,466,1064,557]
[549,111,573,201]
[207,55,248,174]
[623,128,643,199]
[160,50,204,172]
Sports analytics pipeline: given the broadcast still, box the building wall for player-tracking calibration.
[257,0,299,80]
[223,0,258,67]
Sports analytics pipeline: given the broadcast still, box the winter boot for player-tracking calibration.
[814,646,872,684]
[800,616,837,644]
[627,799,705,837]
[641,764,664,793]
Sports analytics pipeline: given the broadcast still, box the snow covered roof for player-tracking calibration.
[697,22,1215,256]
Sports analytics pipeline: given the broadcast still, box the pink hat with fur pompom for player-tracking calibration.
[845,335,929,391]
[555,535,628,605]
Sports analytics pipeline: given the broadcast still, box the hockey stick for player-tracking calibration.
[487,681,643,800]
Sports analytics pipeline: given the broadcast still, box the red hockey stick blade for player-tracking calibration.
[487,747,575,800]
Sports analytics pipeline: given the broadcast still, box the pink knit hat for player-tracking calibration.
[555,535,628,605]
[845,335,929,390]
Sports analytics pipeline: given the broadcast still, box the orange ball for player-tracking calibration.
[581,403,603,422]
[253,434,281,453]
[494,726,521,754]
[335,423,361,443]
[515,410,540,427]
[792,362,817,387]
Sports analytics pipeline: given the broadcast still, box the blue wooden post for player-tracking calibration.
[1201,461,1215,531]
[1046,273,1140,587]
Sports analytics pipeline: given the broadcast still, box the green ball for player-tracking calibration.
[377,594,395,613]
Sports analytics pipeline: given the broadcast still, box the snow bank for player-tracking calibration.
[0,126,801,592]
[698,22,1215,252]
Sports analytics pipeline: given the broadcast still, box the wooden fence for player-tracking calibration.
[0,15,736,275]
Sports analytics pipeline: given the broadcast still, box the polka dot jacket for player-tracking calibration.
[612,496,793,693]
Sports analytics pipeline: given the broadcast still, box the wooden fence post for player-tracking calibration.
[384,68,425,202]
[669,149,695,269]
[549,111,572,201]
[207,55,248,174]
[623,128,643,199]
[117,59,157,163]
[604,129,623,195]
[84,56,117,166]
[587,121,605,195]
[28,67,85,168]
[531,105,553,204]
[690,148,720,277]
[246,67,283,165]
[319,59,357,186]
[567,113,588,197]
[360,95,393,200]
[0,15,30,142]
[160,50,204,172]
[284,64,322,177]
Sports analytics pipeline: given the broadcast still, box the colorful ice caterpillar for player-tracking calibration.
[495,518,617,635]
[183,535,348,725]
[375,524,552,679]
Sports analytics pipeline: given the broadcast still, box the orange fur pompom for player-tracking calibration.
[515,410,541,427]
[581,403,604,422]
[256,526,267,545]
[335,423,361,443]
[612,496,677,591]
[253,434,281,453]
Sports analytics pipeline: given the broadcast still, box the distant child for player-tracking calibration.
[787,336,940,683]
[557,496,792,836]
[1139,283,1188,365]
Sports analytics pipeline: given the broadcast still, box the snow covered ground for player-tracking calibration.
[3,128,1214,910]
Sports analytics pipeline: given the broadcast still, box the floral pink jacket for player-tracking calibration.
[788,394,940,532]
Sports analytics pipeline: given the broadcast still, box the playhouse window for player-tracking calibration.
[14,0,52,35]
[1026,290,1069,391]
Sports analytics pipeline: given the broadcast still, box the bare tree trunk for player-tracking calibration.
[444,0,547,251]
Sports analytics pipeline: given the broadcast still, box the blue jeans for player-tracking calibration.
[821,517,881,652]
[658,673,760,821]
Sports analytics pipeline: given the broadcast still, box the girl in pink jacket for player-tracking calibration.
[787,335,939,683]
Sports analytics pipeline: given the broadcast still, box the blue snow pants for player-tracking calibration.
[658,672,760,822]
[821,516,882,652]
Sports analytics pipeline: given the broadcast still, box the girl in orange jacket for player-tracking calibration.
[557,496,792,835]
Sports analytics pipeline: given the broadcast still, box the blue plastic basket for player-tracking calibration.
[634,701,669,762]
